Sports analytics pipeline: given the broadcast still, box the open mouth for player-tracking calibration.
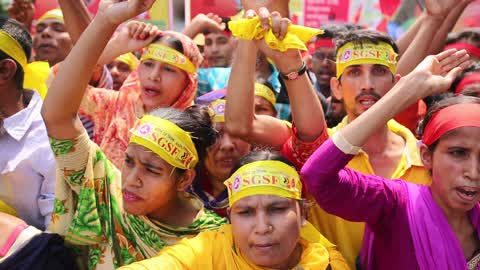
[455,187,479,202]
[123,190,143,202]
[142,87,161,97]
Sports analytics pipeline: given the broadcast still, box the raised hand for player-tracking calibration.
[7,0,35,29]
[97,0,156,25]
[241,0,289,17]
[424,0,458,17]
[245,8,300,71]
[183,13,225,38]
[412,49,471,97]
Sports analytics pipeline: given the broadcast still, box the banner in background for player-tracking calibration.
[303,0,350,28]
[188,0,240,21]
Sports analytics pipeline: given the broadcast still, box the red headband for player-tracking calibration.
[444,42,480,59]
[308,38,335,54]
[455,72,480,94]
[422,103,480,146]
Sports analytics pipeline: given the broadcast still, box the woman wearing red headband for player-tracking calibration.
[301,49,478,270]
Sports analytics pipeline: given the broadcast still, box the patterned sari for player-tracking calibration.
[48,132,226,270]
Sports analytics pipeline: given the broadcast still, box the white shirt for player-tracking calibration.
[0,90,55,230]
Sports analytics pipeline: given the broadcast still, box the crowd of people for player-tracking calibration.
[0,0,479,269]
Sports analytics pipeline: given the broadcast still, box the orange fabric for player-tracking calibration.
[394,100,426,137]
[54,31,202,168]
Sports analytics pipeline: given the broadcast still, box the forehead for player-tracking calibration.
[437,126,480,147]
[36,18,64,27]
[314,47,335,54]
[205,33,230,42]
[232,195,293,208]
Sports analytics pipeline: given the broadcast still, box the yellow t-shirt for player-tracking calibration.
[119,223,350,270]
[307,117,431,269]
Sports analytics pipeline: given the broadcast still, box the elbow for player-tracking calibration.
[225,118,253,138]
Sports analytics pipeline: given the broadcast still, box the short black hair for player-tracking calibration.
[445,30,480,48]
[317,23,362,39]
[449,62,480,94]
[334,29,399,55]
[0,16,33,89]
[230,151,295,176]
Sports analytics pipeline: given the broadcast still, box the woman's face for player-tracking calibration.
[138,39,189,111]
[121,144,181,216]
[254,96,277,117]
[204,122,251,183]
[230,195,304,269]
[422,126,480,214]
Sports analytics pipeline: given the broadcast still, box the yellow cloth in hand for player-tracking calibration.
[228,17,323,52]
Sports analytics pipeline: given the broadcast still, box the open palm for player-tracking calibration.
[97,0,156,25]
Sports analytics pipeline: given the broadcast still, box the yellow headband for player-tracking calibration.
[0,30,49,98]
[336,41,397,78]
[141,44,196,73]
[228,16,323,52]
[254,83,276,107]
[37,9,64,24]
[129,115,199,169]
[225,160,302,207]
[116,53,139,71]
[208,99,226,123]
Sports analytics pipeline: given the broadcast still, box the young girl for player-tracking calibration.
[301,49,477,269]
[41,1,225,268]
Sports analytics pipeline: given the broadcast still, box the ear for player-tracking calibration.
[419,143,433,170]
[176,169,196,191]
[330,76,343,100]
[0,59,18,83]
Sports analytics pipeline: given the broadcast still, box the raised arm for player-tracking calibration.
[57,0,92,44]
[41,0,156,140]
[343,50,470,147]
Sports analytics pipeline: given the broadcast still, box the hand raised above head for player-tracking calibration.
[97,0,156,25]
[412,49,471,97]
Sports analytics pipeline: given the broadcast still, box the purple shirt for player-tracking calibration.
[301,139,420,270]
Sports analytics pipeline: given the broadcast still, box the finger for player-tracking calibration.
[245,9,256,19]
[444,67,463,83]
[440,51,469,72]
[279,18,290,40]
[435,48,457,61]
[271,12,281,38]
[143,23,153,39]
[149,25,159,36]
[258,7,270,30]
[133,23,147,39]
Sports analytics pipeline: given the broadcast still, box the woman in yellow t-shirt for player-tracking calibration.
[120,151,350,270]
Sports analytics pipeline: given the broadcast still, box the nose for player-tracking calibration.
[40,26,53,38]
[147,63,162,82]
[465,155,480,182]
[110,66,119,77]
[360,72,375,91]
[218,133,235,152]
[211,42,220,53]
[123,166,143,189]
[254,212,272,235]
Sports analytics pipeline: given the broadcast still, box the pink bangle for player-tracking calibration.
[0,223,28,257]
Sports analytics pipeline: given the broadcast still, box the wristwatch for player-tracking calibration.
[279,61,307,80]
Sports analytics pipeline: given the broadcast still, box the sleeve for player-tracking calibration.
[35,144,57,228]
[301,138,406,228]
[48,132,119,245]
[327,246,352,270]
[280,121,329,170]
[118,232,215,270]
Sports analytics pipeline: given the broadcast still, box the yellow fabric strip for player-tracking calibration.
[0,30,49,98]
[225,160,302,206]
[141,44,196,73]
[208,99,226,123]
[336,41,398,78]
[0,200,17,216]
[254,83,276,106]
[228,16,323,52]
[116,53,139,70]
[129,115,199,170]
[37,9,64,24]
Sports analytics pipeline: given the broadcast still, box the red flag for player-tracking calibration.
[379,0,401,17]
